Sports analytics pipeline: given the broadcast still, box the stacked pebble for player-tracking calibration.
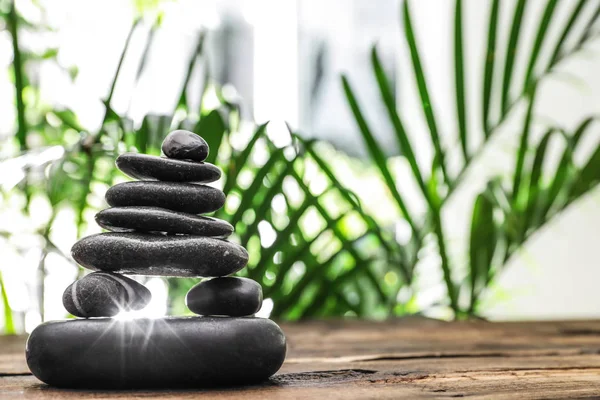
[62,130,261,317]
[26,129,286,389]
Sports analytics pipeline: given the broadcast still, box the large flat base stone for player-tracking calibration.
[26,317,286,389]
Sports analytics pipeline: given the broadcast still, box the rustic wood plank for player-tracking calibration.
[3,319,600,398]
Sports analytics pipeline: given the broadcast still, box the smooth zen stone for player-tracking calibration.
[187,277,262,317]
[105,181,225,214]
[63,272,152,318]
[96,207,234,237]
[116,153,221,183]
[27,317,286,388]
[72,233,248,277]
[62,272,150,318]
[161,130,209,162]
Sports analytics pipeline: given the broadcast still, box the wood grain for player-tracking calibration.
[3,318,600,398]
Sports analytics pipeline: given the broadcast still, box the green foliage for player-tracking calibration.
[0,272,15,335]
[2,0,600,332]
[343,0,600,317]
[0,6,406,329]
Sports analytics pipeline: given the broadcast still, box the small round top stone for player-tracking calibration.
[161,130,209,162]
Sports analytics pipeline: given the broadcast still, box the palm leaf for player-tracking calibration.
[238,162,292,248]
[286,168,389,304]
[264,212,350,299]
[482,0,500,134]
[468,192,497,312]
[227,148,286,227]
[511,87,538,204]
[540,117,599,221]
[522,128,565,237]
[402,0,450,185]
[501,0,527,114]
[577,4,600,47]
[548,0,587,66]
[302,140,412,280]
[194,109,227,165]
[371,46,432,208]
[176,31,206,110]
[8,1,27,151]
[454,0,469,161]
[345,0,600,317]
[222,123,268,195]
[523,0,559,91]
[342,75,420,237]
[569,137,600,200]
[249,198,315,280]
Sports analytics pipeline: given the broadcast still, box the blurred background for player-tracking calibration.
[1,0,600,334]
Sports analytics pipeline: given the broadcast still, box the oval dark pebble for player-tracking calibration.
[105,181,225,214]
[26,317,286,388]
[71,233,249,277]
[186,277,263,317]
[62,272,150,318]
[116,153,221,183]
[161,130,209,162]
[96,207,234,237]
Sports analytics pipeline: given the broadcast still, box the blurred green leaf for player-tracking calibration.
[371,46,431,209]
[403,0,450,185]
[468,192,497,312]
[501,0,527,113]
[511,87,537,206]
[522,128,565,235]
[540,117,599,221]
[0,272,15,335]
[523,0,558,91]
[195,109,227,165]
[482,0,499,134]
[8,0,27,151]
[50,110,85,132]
[454,0,468,161]
[548,0,586,67]
[342,74,420,238]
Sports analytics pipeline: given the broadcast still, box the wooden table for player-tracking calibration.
[2,318,600,399]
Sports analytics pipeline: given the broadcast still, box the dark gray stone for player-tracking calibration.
[96,207,234,237]
[62,272,150,318]
[26,317,286,388]
[161,130,209,162]
[72,233,248,277]
[115,153,221,183]
[105,181,225,214]
[187,277,262,317]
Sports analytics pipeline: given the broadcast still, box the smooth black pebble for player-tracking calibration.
[161,130,209,162]
[71,233,248,277]
[96,207,234,237]
[62,272,150,318]
[105,181,225,214]
[186,277,262,317]
[116,153,221,183]
[26,317,286,388]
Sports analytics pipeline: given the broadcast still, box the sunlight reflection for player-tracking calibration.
[114,277,168,320]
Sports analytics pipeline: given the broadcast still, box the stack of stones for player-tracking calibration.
[26,130,286,389]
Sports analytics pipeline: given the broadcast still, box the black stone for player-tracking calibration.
[96,207,234,237]
[26,317,286,388]
[187,277,262,317]
[161,130,209,162]
[62,272,150,318]
[116,153,221,183]
[105,181,225,214]
[72,233,248,277]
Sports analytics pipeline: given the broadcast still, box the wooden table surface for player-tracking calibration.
[2,318,600,399]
